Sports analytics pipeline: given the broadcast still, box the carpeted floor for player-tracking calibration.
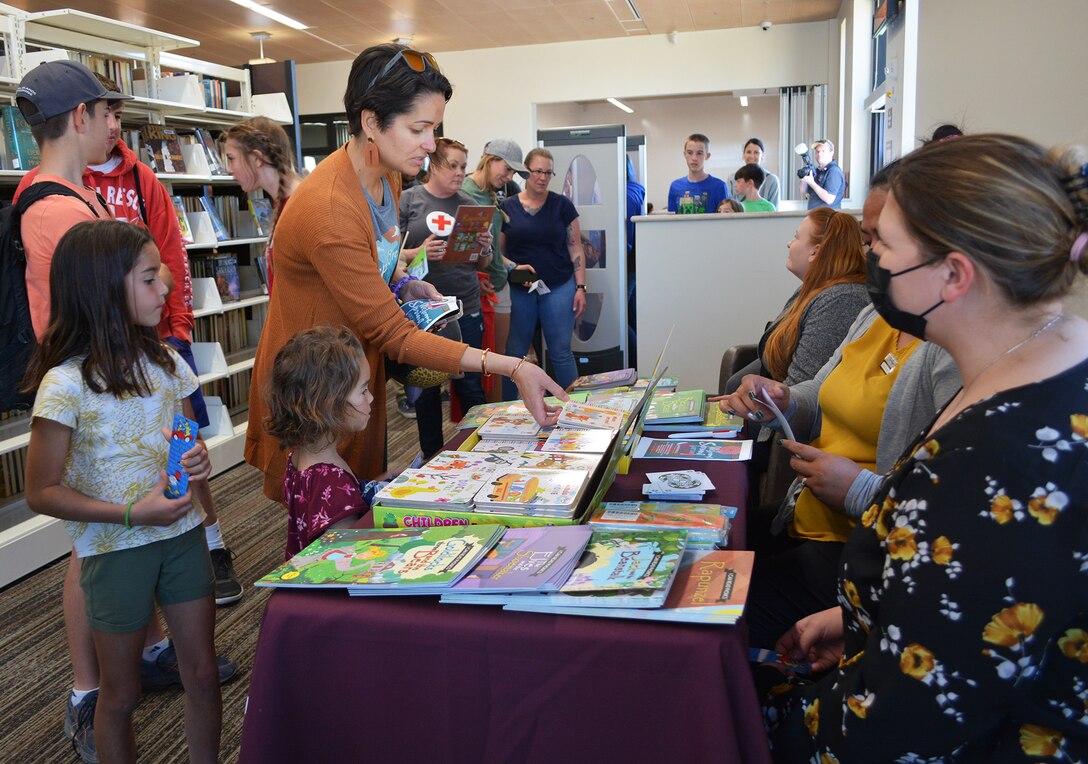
[0,381,451,763]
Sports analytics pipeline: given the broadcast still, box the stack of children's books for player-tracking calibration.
[474,411,542,451]
[631,437,754,462]
[569,368,637,391]
[371,469,490,511]
[503,549,754,624]
[556,400,625,431]
[472,467,592,519]
[540,428,615,454]
[440,525,593,601]
[254,525,506,595]
[644,389,706,426]
[441,528,687,608]
[643,404,744,435]
[588,502,735,549]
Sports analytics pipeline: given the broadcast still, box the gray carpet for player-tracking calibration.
[0,382,450,763]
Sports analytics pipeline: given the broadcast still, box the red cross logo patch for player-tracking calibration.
[427,210,455,236]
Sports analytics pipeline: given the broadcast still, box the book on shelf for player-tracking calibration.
[254,525,505,594]
[253,254,270,295]
[570,368,637,391]
[171,196,194,244]
[499,529,689,609]
[248,197,274,236]
[0,105,40,171]
[400,296,463,333]
[645,389,706,425]
[540,429,614,454]
[504,549,753,624]
[590,502,732,549]
[443,205,495,264]
[476,412,541,440]
[207,255,240,302]
[473,468,592,518]
[196,128,228,175]
[199,195,230,241]
[632,436,754,462]
[140,124,187,174]
[556,401,625,431]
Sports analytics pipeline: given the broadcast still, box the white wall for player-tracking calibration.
[537,94,780,212]
[295,23,832,168]
[914,0,1088,149]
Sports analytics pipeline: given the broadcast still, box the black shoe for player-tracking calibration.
[141,641,240,691]
[209,547,243,606]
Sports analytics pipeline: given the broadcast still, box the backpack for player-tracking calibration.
[0,181,102,412]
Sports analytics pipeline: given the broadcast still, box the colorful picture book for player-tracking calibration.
[557,401,625,431]
[541,429,614,454]
[473,468,591,518]
[171,196,194,244]
[248,197,274,237]
[444,205,495,263]
[500,529,688,608]
[208,254,240,301]
[632,376,679,392]
[631,437,754,462]
[446,525,593,594]
[506,451,601,473]
[644,405,744,433]
[372,469,489,509]
[589,502,731,549]
[254,525,505,593]
[645,389,706,424]
[457,402,523,429]
[570,368,637,391]
[473,438,545,454]
[421,450,516,479]
[140,124,186,174]
[505,549,753,623]
[400,297,463,332]
[477,412,541,440]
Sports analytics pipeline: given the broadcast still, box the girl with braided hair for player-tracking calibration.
[222,117,304,293]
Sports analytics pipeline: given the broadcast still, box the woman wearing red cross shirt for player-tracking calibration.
[398,137,493,457]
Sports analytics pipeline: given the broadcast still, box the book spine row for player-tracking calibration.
[201,78,229,109]
[70,51,137,95]
[0,446,27,500]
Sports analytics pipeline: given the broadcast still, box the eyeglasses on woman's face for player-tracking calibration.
[528,168,556,178]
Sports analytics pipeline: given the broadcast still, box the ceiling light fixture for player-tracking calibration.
[248,31,276,64]
[228,0,308,31]
[393,36,414,46]
[739,95,749,107]
[607,97,634,114]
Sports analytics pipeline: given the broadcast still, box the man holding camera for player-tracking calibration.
[799,138,845,209]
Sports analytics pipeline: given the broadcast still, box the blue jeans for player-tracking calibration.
[415,312,485,457]
[504,276,578,399]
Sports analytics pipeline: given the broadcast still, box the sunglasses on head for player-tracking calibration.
[367,48,440,92]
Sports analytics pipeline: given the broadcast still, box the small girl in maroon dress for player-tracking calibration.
[265,326,385,558]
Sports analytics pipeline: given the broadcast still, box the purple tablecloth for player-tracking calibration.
[239,438,771,764]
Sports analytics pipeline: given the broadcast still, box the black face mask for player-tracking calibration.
[865,250,944,340]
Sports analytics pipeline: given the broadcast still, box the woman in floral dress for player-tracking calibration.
[763,134,1088,762]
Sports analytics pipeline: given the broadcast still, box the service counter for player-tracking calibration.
[633,209,861,393]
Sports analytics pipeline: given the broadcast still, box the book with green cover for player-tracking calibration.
[643,405,743,433]
[0,105,40,170]
[255,525,505,592]
[645,389,706,424]
[589,502,731,549]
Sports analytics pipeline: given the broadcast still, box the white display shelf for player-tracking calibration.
[24,9,197,55]
[192,280,269,318]
[0,422,30,458]
[186,237,268,252]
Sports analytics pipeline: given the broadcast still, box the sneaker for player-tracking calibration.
[141,642,240,691]
[64,691,98,764]
[397,397,416,419]
[209,547,243,606]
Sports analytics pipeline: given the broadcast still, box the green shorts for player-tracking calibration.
[80,525,213,633]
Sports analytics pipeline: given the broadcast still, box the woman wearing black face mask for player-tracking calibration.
[715,166,962,652]
[762,134,1088,763]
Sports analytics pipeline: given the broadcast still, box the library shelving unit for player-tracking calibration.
[0,5,278,587]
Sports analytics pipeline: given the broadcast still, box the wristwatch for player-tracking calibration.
[576,284,587,291]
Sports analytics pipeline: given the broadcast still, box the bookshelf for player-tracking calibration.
[0,5,284,587]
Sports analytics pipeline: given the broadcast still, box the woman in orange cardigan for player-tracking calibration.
[246,45,565,501]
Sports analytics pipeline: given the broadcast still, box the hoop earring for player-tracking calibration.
[364,137,380,167]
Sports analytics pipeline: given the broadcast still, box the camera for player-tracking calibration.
[794,142,815,178]
[760,19,773,31]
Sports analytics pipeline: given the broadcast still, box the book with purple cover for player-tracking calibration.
[448,525,592,593]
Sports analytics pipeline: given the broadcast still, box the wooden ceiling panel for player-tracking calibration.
[1,0,839,65]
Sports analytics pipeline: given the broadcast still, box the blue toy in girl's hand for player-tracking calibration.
[165,414,199,498]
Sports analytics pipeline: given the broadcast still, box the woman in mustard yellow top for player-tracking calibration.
[717,176,961,648]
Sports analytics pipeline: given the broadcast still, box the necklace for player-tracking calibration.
[958,313,1064,399]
